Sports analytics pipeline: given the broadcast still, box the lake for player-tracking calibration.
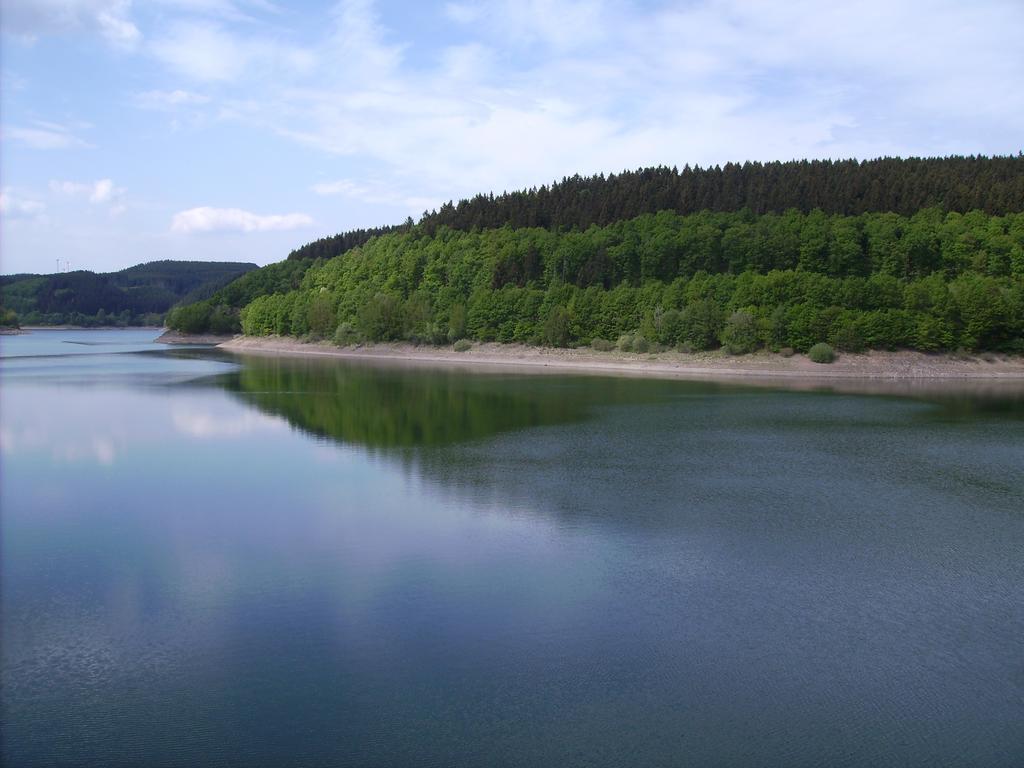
[2,329,1022,767]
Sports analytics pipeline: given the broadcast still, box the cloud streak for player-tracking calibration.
[171,207,313,233]
[0,188,46,219]
[135,88,211,110]
[190,0,1024,207]
[50,178,122,204]
[3,122,91,150]
[0,0,140,48]
[150,21,314,82]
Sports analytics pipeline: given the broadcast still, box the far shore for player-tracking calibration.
[156,329,237,345]
[19,325,165,331]
[206,334,1024,391]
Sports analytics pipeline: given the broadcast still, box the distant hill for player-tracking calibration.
[0,260,258,326]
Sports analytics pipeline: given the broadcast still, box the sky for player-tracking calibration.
[1,0,1022,275]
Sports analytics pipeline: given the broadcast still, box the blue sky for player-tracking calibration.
[1,0,1022,274]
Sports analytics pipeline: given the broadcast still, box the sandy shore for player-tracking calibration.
[218,335,1024,387]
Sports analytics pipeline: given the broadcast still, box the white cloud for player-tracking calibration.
[50,178,124,205]
[220,0,1021,207]
[467,0,610,52]
[326,0,403,81]
[0,188,46,219]
[135,88,211,109]
[310,178,435,214]
[171,206,313,233]
[3,121,90,149]
[50,181,90,196]
[0,0,140,49]
[90,179,115,203]
[95,1,140,47]
[311,179,361,196]
[150,21,314,82]
[151,0,280,21]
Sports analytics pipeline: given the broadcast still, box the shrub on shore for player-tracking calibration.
[453,339,472,352]
[591,338,614,351]
[334,322,360,346]
[808,342,835,363]
[720,310,759,355]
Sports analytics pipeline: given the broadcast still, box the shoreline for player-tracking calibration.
[156,329,237,345]
[217,335,1024,385]
[18,325,164,331]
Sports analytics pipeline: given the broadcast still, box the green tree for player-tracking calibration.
[543,305,572,347]
[720,310,760,354]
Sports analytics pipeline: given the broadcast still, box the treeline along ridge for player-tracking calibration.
[166,156,1024,354]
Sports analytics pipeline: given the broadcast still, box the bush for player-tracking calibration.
[915,314,954,351]
[659,308,682,345]
[676,341,696,354]
[447,303,467,342]
[334,322,360,346]
[543,305,571,347]
[425,321,449,346]
[808,342,835,363]
[453,338,472,352]
[616,333,634,351]
[591,338,614,351]
[679,299,724,350]
[831,315,865,352]
[357,293,403,341]
[779,346,795,357]
[720,310,759,355]
[632,335,650,353]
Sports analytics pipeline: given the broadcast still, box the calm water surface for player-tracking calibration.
[2,329,1023,767]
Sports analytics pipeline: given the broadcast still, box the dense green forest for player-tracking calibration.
[275,157,1024,270]
[418,156,1024,233]
[167,156,1024,354]
[1,260,256,327]
[164,258,312,333]
[286,223,412,262]
[236,208,1024,353]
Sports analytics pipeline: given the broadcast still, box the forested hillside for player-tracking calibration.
[286,223,411,262]
[168,156,1024,354]
[238,208,1024,353]
[1,260,257,326]
[265,157,1021,270]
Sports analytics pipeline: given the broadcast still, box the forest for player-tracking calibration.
[233,208,1023,353]
[277,157,1024,268]
[417,156,1024,233]
[1,260,256,327]
[165,156,1024,354]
